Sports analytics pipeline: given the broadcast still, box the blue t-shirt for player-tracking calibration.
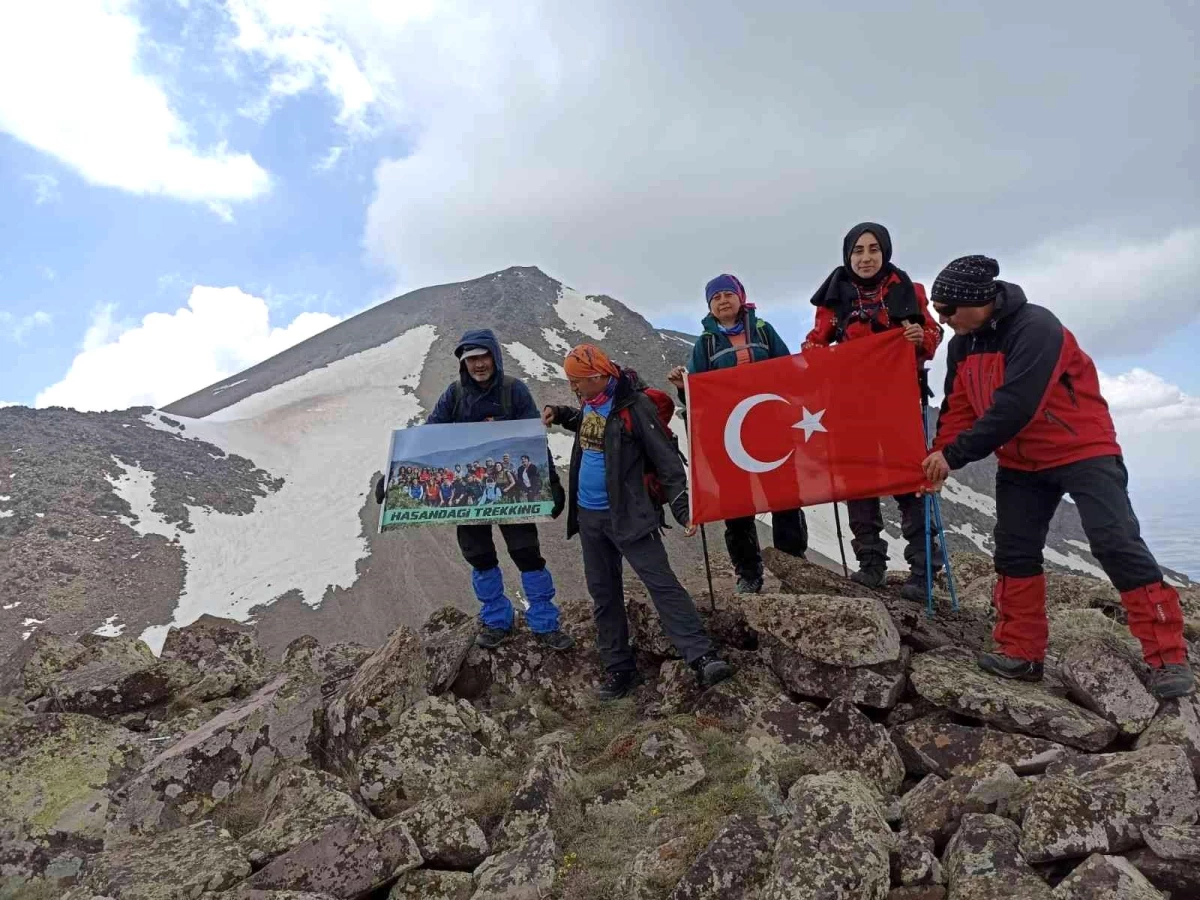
[577,397,612,511]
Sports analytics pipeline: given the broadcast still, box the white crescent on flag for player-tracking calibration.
[723,394,794,473]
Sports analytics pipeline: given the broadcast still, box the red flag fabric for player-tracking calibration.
[686,329,929,525]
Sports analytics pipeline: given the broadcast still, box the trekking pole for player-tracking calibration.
[832,502,850,578]
[923,493,935,618]
[699,524,716,612]
[930,494,960,612]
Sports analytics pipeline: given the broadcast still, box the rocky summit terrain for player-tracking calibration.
[3,548,1199,900]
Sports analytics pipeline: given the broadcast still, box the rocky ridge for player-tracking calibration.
[2,548,1199,900]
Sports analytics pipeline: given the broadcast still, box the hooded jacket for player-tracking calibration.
[687,306,790,374]
[427,329,539,424]
[934,283,1121,471]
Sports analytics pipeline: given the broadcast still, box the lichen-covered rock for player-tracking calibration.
[618,836,693,900]
[1123,824,1200,898]
[668,814,782,900]
[690,654,789,728]
[0,713,142,883]
[901,762,1022,852]
[587,728,705,813]
[247,817,421,896]
[398,795,490,869]
[1051,853,1163,899]
[891,831,944,888]
[656,659,702,716]
[471,827,557,900]
[281,636,372,686]
[422,606,480,695]
[741,593,902,667]
[495,740,574,847]
[1,632,91,699]
[320,624,427,772]
[1060,637,1158,736]
[390,869,474,899]
[493,704,543,740]
[761,633,908,709]
[160,615,267,702]
[942,813,1053,900]
[910,646,1118,751]
[240,766,369,865]
[764,547,874,596]
[357,696,514,817]
[39,654,191,718]
[219,890,340,900]
[1020,745,1199,863]
[891,717,1071,779]
[744,752,787,815]
[1135,694,1200,779]
[888,888,947,900]
[74,820,251,900]
[763,771,893,900]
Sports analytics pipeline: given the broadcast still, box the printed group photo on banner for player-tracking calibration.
[379,418,555,531]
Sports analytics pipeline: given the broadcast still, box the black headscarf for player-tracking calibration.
[810,221,920,324]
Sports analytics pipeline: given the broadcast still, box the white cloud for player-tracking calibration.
[1100,368,1200,432]
[0,310,52,342]
[23,173,60,204]
[0,0,270,205]
[35,286,340,411]
[315,145,344,171]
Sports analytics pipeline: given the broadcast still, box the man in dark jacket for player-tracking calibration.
[517,454,542,501]
[381,328,572,651]
[668,273,808,594]
[544,343,734,699]
[923,256,1192,699]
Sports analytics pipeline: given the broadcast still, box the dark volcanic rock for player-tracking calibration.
[891,716,1071,779]
[762,634,908,709]
[1051,853,1164,899]
[740,592,902,667]
[240,766,370,866]
[943,813,1053,900]
[160,614,268,702]
[900,762,1023,852]
[1123,824,1200,898]
[396,794,489,870]
[667,814,783,900]
[1059,637,1158,736]
[1134,693,1200,780]
[421,606,479,695]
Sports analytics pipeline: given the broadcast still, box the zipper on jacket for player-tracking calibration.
[1060,373,1078,408]
[1044,409,1077,435]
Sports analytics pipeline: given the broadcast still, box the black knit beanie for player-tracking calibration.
[931,255,1001,307]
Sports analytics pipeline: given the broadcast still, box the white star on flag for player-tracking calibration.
[792,407,827,442]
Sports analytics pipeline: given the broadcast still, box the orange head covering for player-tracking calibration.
[564,344,621,380]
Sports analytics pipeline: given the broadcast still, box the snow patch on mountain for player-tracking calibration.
[547,432,574,466]
[93,615,126,637]
[554,286,610,339]
[136,324,439,652]
[107,457,183,539]
[1044,545,1106,579]
[542,328,573,356]
[504,341,566,382]
[941,478,997,516]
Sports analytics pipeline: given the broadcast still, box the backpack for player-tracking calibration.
[702,320,771,366]
[616,387,679,507]
[451,375,515,420]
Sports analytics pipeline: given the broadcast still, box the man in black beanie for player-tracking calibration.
[922,255,1193,699]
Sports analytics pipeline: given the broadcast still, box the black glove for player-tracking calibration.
[551,480,566,518]
[373,476,386,505]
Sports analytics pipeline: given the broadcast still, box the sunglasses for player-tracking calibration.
[933,303,958,317]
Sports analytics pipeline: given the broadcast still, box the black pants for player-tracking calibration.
[456,523,545,573]
[724,508,808,581]
[578,508,714,673]
[994,456,1161,591]
[846,493,938,575]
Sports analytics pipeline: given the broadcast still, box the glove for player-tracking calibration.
[550,480,566,519]
[373,476,386,505]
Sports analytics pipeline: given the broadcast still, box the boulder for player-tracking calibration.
[1134,694,1200,780]
[740,593,902,667]
[687,653,789,728]
[160,615,268,702]
[219,890,340,900]
[1045,573,1122,614]
[888,889,947,900]
[1123,824,1200,898]
[1051,853,1163,899]
[397,795,490,870]
[320,624,427,773]
[762,771,893,900]
[909,646,1119,751]
[357,696,515,818]
[422,606,480,695]
[495,740,575,847]
[901,762,1023,852]
[390,869,474,899]
[656,659,702,716]
[247,817,421,896]
[763,547,874,595]
[618,836,694,900]
[493,704,544,740]
[37,654,191,718]
[667,814,782,900]
[470,827,557,900]
[744,752,787,815]
[891,831,944,888]
[281,636,373,687]
[587,728,705,813]
[942,813,1053,900]
[1060,638,1158,736]
[761,634,908,709]
[891,717,1071,779]
[240,766,370,865]
[1,632,91,699]
[1020,745,1199,863]
[72,820,251,900]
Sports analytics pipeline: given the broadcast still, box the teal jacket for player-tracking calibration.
[687,307,791,374]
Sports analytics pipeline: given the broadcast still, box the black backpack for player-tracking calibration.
[451,375,516,420]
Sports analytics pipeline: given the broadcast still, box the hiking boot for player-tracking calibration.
[900,573,933,602]
[692,653,735,688]
[850,568,886,589]
[977,651,1044,682]
[475,626,512,650]
[535,629,576,652]
[735,576,763,595]
[1147,663,1196,699]
[594,670,645,701]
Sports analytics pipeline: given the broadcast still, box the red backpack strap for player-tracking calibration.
[617,407,634,433]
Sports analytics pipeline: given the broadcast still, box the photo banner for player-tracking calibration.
[379,418,555,532]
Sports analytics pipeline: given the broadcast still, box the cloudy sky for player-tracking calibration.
[1,1,1197,562]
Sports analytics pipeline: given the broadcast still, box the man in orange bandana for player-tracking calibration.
[545,343,733,699]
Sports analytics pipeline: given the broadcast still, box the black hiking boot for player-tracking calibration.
[692,653,735,688]
[850,568,886,589]
[977,651,1044,682]
[535,629,576,652]
[1148,663,1196,699]
[735,576,763,595]
[900,573,935,602]
[475,626,512,650]
[594,670,645,701]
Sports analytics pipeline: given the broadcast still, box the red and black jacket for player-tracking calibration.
[934,283,1121,472]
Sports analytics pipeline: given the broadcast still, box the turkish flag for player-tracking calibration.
[686,329,929,525]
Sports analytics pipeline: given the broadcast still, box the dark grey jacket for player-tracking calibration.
[548,369,690,545]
